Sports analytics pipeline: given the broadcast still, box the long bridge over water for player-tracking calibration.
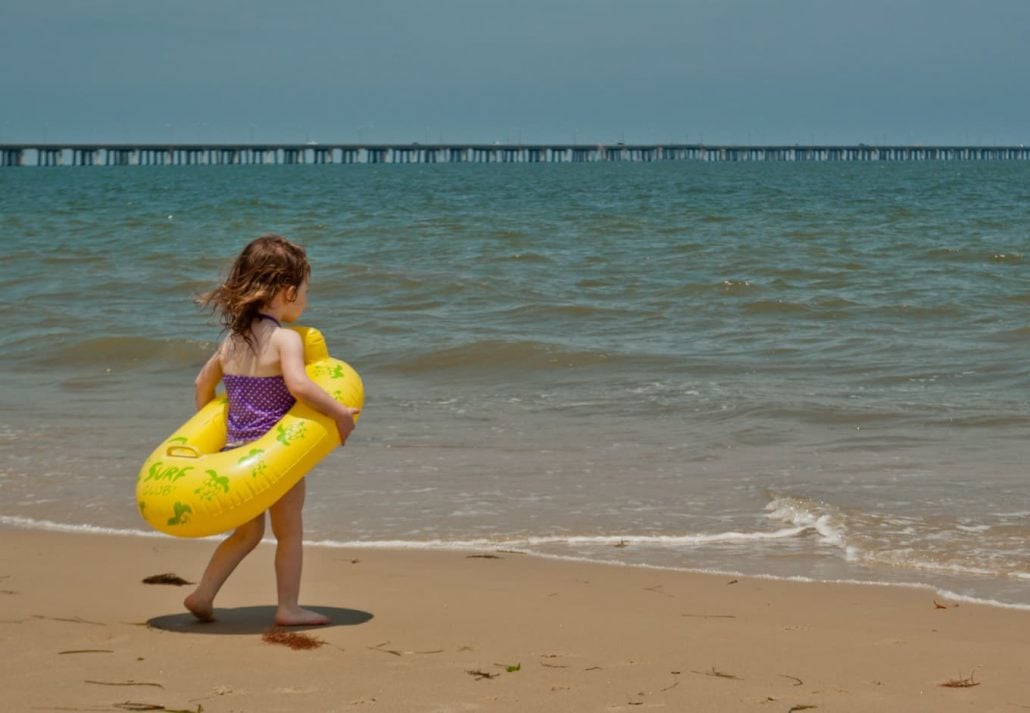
[1,143,1028,167]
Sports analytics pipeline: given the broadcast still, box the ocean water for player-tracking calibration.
[1,162,1028,607]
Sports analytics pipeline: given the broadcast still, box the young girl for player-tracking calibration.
[184,234,359,626]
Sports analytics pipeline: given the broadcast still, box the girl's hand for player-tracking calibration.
[336,407,361,445]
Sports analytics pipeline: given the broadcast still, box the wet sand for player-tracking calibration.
[1,527,1028,712]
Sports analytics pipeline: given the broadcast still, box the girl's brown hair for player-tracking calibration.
[198,234,310,347]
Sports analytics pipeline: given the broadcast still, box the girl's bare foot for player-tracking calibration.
[184,592,215,622]
[275,605,330,627]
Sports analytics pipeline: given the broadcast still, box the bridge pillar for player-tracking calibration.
[1,148,24,166]
[73,148,98,166]
[119,148,135,165]
[39,148,64,166]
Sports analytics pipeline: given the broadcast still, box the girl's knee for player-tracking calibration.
[270,511,302,543]
[269,482,305,541]
[233,517,265,548]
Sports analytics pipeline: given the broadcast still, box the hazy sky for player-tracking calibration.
[2,0,1027,145]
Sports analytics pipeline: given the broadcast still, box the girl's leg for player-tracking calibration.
[184,515,265,621]
[268,478,329,626]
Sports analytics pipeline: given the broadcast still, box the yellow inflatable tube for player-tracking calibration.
[136,325,363,538]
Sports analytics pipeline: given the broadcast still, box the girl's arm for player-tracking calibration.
[276,329,360,444]
[194,349,223,410]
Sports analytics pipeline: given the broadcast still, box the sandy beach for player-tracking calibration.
[0,527,1027,712]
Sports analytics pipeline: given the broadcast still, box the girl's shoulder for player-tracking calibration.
[269,324,301,342]
[270,325,303,353]
[211,335,229,361]
[270,326,306,367]
[216,334,241,370]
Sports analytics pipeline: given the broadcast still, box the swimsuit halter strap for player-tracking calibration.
[256,312,282,328]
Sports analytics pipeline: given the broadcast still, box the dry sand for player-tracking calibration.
[1,526,1028,712]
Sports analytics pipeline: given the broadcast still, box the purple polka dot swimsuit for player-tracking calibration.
[221,313,296,448]
[223,374,296,447]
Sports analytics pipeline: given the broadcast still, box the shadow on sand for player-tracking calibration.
[148,606,373,635]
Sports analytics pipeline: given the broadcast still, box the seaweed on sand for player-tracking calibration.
[940,672,980,688]
[142,573,193,586]
[262,629,325,650]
